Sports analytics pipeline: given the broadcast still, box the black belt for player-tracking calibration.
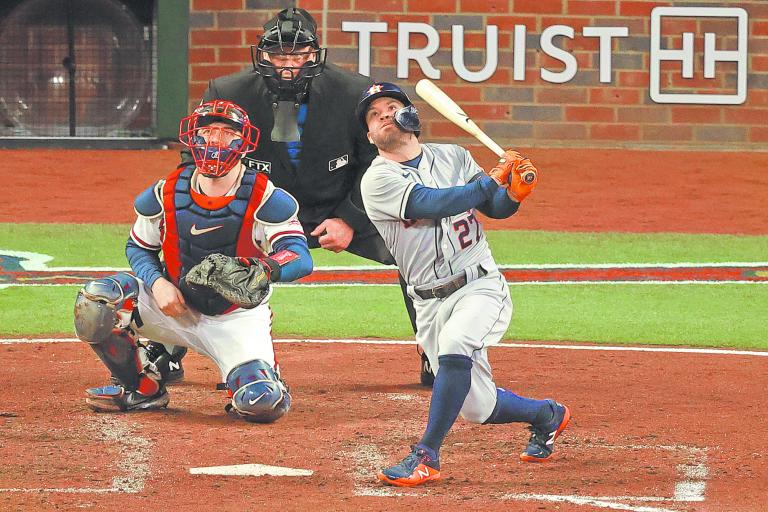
[414,267,487,300]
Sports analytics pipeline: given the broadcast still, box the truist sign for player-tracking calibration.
[343,6,749,105]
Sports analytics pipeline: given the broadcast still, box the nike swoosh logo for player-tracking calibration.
[190,224,223,236]
[248,392,268,405]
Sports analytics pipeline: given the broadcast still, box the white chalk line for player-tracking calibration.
[344,441,709,510]
[7,261,768,271]
[0,415,150,495]
[500,443,708,512]
[2,337,766,358]
[2,259,766,290]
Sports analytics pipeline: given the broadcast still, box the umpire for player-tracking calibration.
[149,7,433,385]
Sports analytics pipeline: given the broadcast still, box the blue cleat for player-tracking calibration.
[520,400,571,462]
[377,445,441,487]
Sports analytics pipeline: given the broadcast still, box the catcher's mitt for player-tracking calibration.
[184,254,270,309]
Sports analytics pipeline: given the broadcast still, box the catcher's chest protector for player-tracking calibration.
[161,166,268,315]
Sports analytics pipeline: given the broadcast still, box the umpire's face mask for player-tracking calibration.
[262,47,319,142]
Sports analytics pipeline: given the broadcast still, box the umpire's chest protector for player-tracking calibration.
[160,166,269,315]
[204,65,375,225]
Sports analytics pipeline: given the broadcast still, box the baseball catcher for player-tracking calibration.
[74,100,312,423]
[158,6,431,390]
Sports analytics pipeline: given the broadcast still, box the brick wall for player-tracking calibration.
[188,0,767,150]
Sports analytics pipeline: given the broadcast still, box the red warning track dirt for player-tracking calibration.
[2,148,767,511]
[2,147,768,234]
[2,265,767,286]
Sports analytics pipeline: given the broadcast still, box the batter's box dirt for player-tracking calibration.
[350,432,706,506]
[496,441,710,511]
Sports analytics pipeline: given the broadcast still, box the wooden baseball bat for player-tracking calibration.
[414,78,536,184]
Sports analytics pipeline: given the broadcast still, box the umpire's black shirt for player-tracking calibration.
[183,64,378,240]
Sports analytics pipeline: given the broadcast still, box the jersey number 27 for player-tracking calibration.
[453,213,481,249]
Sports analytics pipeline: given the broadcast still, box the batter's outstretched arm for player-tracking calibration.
[403,176,499,220]
[470,174,521,219]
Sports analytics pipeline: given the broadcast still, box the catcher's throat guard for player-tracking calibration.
[179,100,260,178]
[226,359,291,423]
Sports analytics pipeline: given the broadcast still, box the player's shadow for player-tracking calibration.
[159,407,248,426]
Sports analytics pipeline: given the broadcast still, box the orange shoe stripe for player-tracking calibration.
[377,464,441,487]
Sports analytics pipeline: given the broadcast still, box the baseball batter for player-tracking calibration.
[73,100,312,423]
[357,83,571,487]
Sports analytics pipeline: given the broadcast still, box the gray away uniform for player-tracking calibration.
[361,143,512,423]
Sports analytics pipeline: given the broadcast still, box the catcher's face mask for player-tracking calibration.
[179,100,260,178]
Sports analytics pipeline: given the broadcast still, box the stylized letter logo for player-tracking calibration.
[650,7,748,105]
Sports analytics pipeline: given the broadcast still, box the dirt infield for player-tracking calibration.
[1,147,767,511]
[2,339,767,511]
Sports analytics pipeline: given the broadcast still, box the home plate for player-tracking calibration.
[189,464,314,477]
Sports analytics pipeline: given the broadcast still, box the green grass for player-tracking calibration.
[1,223,767,348]
[0,224,130,267]
[2,284,765,349]
[488,231,768,265]
[2,223,767,267]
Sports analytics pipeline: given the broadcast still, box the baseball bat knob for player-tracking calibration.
[521,170,537,184]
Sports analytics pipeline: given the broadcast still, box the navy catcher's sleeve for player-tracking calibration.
[268,236,313,282]
[404,176,499,220]
[125,239,164,289]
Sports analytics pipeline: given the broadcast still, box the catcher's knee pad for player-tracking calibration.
[226,359,291,423]
[74,273,159,393]
[75,273,140,342]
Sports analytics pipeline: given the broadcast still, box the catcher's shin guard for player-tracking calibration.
[74,273,160,396]
[225,359,291,423]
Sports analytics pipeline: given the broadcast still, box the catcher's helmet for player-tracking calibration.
[355,82,421,136]
[251,8,327,99]
[179,100,260,178]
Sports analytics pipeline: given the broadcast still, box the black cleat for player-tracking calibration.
[86,385,169,412]
[419,349,435,387]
